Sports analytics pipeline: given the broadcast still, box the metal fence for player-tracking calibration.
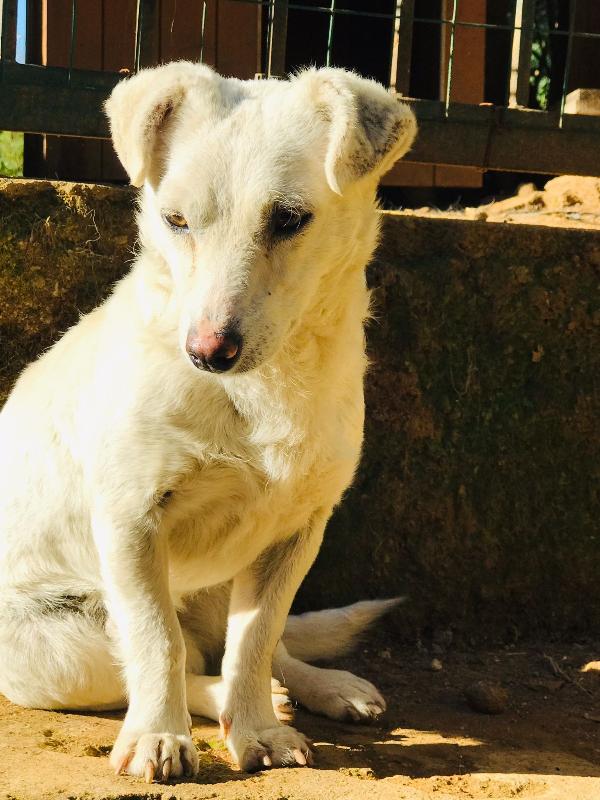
[1,0,600,177]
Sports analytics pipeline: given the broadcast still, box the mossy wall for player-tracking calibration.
[0,179,135,400]
[1,180,599,642]
[300,215,600,642]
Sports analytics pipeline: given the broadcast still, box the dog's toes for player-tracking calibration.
[294,669,388,723]
[237,726,314,772]
[112,731,198,782]
[241,742,271,773]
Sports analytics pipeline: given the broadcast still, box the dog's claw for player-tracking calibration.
[144,760,155,783]
[162,756,172,781]
[219,712,232,740]
[113,752,131,776]
[262,754,272,767]
[293,748,307,766]
[181,750,194,777]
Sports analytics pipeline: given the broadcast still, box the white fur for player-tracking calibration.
[0,63,415,779]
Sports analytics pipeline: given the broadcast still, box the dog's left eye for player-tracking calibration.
[272,206,313,237]
[163,211,189,233]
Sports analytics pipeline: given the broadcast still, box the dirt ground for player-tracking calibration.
[397,175,600,229]
[1,634,599,800]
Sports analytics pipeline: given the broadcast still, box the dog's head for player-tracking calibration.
[106,62,416,375]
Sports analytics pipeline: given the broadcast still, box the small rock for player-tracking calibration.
[464,680,508,714]
[531,345,544,363]
[430,658,443,671]
[517,182,537,197]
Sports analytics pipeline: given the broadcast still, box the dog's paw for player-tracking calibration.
[301,669,386,723]
[110,731,199,782]
[271,677,294,723]
[238,725,314,772]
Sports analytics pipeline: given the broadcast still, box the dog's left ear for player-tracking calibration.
[304,69,417,195]
[105,62,217,187]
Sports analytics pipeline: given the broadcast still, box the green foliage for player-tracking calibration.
[530,0,560,111]
[530,40,551,111]
[0,131,24,177]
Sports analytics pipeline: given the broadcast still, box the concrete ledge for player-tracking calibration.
[1,180,599,641]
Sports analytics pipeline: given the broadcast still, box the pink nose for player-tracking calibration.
[186,323,242,373]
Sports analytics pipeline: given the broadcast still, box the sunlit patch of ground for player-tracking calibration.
[1,640,599,799]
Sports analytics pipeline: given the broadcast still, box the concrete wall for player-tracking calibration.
[1,179,599,642]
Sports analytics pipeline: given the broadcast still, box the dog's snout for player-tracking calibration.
[186,323,242,373]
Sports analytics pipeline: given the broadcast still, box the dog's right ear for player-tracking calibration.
[105,62,215,187]
[298,68,416,195]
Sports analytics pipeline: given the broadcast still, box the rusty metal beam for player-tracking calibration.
[135,0,159,70]
[0,62,117,137]
[0,0,18,61]
[1,63,600,177]
[389,0,415,95]
[402,98,600,176]
[515,0,535,107]
[266,0,288,78]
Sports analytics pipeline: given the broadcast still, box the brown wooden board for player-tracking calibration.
[101,0,137,180]
[16,0,261,181]
[160,0,205,63]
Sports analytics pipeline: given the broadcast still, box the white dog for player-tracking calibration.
[0,63,415,781]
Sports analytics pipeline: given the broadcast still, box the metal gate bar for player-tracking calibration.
[266,0,289,77]
[389,0,415,97]
[0,0,18,61]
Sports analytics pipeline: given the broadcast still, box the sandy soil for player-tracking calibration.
[397,175,600,229]
[1,636,599,800]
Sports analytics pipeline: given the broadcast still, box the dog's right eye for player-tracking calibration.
[271,205,313,238]
[163,211,189,233]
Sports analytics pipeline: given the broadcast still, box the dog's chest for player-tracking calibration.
[165,378,363,593]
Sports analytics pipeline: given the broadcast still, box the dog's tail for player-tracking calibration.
[282,597,402,662]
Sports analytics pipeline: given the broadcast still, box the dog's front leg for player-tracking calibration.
[92,505,198,781]
[220,513,327,771]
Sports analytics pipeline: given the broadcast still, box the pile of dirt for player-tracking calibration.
[1,638,599,800]
[403,175,600,229]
